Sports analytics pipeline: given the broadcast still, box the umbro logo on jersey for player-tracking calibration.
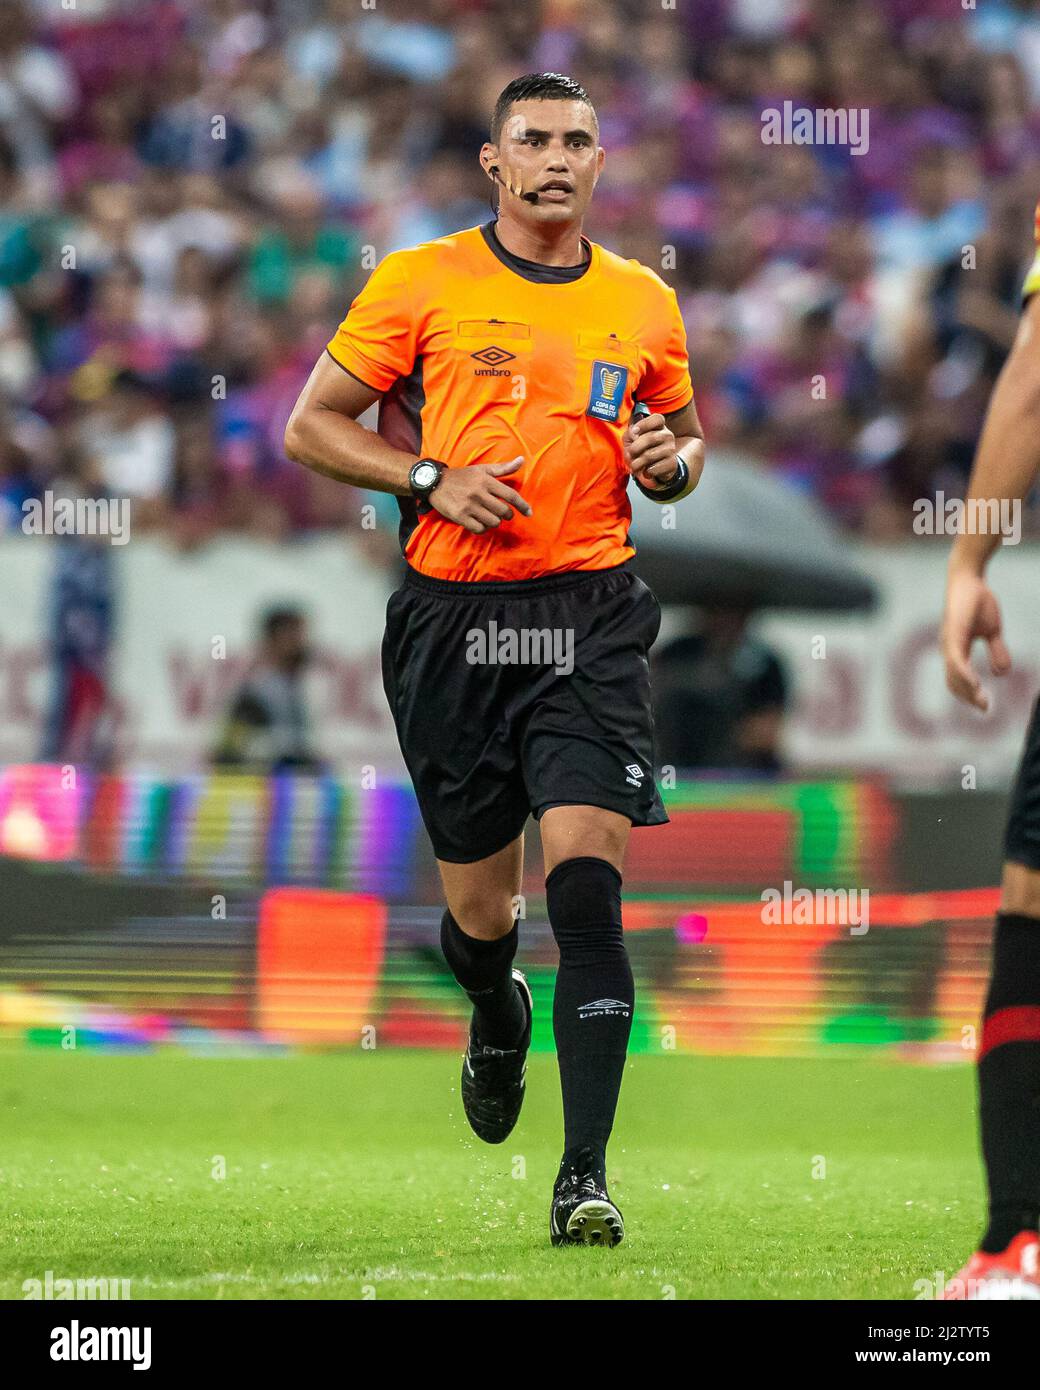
[471,345,516,377]
[471,345,515,365]
[578,998,632,1020]
[625,763,644,787]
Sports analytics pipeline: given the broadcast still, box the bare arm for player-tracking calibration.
[283,352,532,534]
[622,396,706,496]
[666,397,707,493]
[948,293,1040,578]
[942,293,1040,708]
[284,353,411,493]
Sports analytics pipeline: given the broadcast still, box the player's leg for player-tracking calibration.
[541,804,629,878]
[538,804,632,1246]
[438,834,535,1145]
[381,573,529,1042]
[438,833,528,1051]
[540,804,632,1168]
[944,704,1040,1297]
[381,571,535,1144]
[976,861,1040,1250]
[520,565,665,1245]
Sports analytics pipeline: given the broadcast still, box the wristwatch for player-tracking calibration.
[409,458,446,512]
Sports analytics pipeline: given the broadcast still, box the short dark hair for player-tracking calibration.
[490,73,597,145]
[261,606,305,641]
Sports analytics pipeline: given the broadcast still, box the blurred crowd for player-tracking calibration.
[2,0,1040,547]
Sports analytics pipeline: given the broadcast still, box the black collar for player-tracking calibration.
[480,220,591,284]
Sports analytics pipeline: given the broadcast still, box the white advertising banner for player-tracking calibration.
[0,535,406,774]
[757,542,1040,787]
[1,535,1038,785]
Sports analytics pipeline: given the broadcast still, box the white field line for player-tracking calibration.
[129,1268,526,1289]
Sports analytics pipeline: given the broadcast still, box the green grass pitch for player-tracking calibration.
[1,1049,982,1300]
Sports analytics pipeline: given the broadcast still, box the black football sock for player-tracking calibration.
[545,856,634,1187]
[439,909,525,1050]
[978,911,1040,1253]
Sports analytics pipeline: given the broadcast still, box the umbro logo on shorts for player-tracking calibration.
[578,998,632,1020]
[471,345,516,376]
[625,763,644,787]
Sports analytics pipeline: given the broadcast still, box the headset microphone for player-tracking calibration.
[488,165,539,204]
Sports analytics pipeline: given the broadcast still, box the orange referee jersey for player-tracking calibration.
[1023,198,1040,304]
[326,221,694,582]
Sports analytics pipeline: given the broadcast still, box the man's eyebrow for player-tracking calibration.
[508,126,594,140]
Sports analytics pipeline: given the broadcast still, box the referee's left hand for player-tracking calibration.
[622,412,680,488]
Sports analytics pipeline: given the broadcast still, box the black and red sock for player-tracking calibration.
[978,911,1040,1252]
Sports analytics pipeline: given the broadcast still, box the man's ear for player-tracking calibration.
[479,143,499,180]
[594,145,606,184]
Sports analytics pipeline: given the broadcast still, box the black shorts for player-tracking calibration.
[381,560,669,863]
[1004,693,1040,869]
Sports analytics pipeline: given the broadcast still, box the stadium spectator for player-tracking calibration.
[0,0,1038,539]
[653,606,789,775]
[212,605,322,773]
[76,369,175,530]
[36,445,117,768]
[248,172,358,305]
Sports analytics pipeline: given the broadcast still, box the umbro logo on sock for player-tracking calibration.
[578,998,631,1019]
[624,763,644,787]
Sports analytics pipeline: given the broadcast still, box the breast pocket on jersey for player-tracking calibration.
[452,319,534,383]
[575,331,643,424]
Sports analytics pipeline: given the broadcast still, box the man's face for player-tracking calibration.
[482,98,604,224]
[910,156,948,217]
[270,620,309,671]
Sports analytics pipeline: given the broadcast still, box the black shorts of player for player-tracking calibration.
[381,559,669,863]
[1004,692,1040,869]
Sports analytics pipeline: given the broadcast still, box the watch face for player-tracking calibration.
[413,462,439,491]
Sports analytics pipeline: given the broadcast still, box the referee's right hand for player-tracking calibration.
[430,457,533,533]
[941,566,1011,712]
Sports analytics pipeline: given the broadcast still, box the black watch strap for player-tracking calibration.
[409,458,446,512]
[635,456,690,503]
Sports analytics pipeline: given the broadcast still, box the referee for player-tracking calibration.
[285,72,705,1248]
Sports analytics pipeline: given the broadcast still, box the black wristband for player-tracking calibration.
[634,456,689,503]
